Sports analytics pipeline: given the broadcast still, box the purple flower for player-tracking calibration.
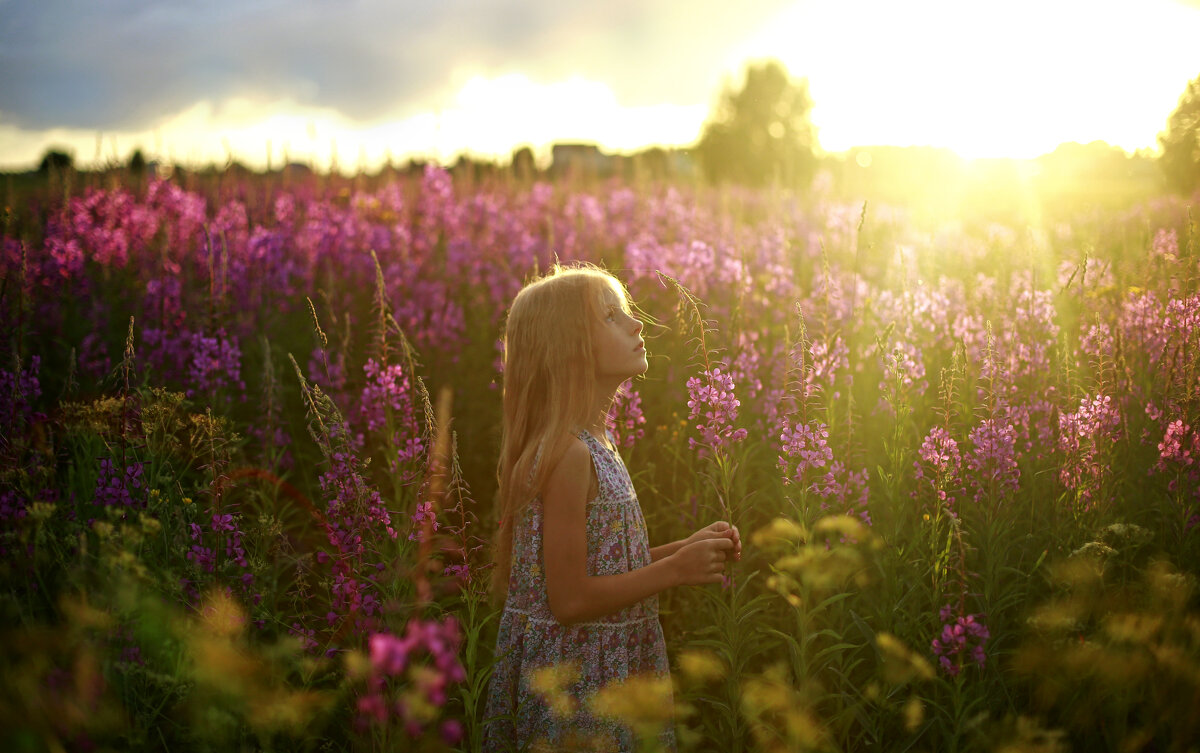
[359,617,466,732]
[409,500,439,543]
[1151,227,1179,261]
[812,462,872,525]
[965,418,1020,504]
[0,356,42,433]
[369,631,411,676]
[607,379,646,449]
[913,426,963,512]
[440,719,465,745]
[186,545,216,573]
[686,367,748,456]
[931,607,990,676]
[1153,418,1200,501]
[187,328,245,398]
[357,358,425,476]
[93,458,145,508]
[1057,394,1121,507]
[0,489,27,523]
[778,419,833,483]
[807,336,849,398]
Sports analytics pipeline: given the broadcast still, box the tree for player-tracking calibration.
[1158,73,1200,195]
[37,148,74,174]
[696,60,818,188]
[510,146,535,181]
[128,148,147,175]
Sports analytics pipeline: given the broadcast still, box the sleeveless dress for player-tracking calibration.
[483,430,675,752]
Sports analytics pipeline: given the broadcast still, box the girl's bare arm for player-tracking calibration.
[649,540,686,561]
[542,437,732,625]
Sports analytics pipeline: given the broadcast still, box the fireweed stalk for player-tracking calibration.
[778,307,869,527]
[1056,393,1122,512]
[927,496,991,682]
[915,357,962,611]
[657,269,761,750]
[360,253,432,502]
[967,326,1020,510]
[289,351,397,649]
[350,384,470,746]
[913,353,990,677]
[656,271,747,513]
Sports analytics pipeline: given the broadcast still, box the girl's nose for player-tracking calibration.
[631,317,643,335]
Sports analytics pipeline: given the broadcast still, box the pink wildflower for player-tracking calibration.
[686,367,748,456]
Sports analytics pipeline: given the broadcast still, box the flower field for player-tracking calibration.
[1,165,1198,752]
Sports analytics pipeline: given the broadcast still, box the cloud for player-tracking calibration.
[0,0,794,131]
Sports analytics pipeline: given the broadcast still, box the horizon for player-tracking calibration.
[8,135,1160,178]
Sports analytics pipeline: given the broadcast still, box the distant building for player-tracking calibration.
[666,149,696,179]
[550,143,613,179]
[283,162,314,179]
[546,142,696,182]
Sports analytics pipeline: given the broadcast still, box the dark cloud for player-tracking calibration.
[0,0,794,130]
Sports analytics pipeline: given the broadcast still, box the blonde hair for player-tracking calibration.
[490,263,631,599]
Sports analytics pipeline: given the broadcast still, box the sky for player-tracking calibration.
[1,0,1198,172]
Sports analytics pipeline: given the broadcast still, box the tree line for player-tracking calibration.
[25,62,1200,197]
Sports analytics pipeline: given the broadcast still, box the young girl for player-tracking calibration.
[484,264,742,752]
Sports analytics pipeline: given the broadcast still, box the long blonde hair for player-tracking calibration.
[490,263,630,600]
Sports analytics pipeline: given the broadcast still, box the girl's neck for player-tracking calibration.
[583,388,618,444]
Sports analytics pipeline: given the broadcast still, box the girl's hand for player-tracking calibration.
[686,521,742,562]
[670,537,736,586]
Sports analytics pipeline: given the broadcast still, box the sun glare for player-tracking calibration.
[748,0,1200,159]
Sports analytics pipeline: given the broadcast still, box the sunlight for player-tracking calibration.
[437,74,703,162]
[748,0,1200,158]
[0,76,704,172]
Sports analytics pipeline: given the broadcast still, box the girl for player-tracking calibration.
[484,264,742,752]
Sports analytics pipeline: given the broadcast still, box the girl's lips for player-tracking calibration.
[635,340,645,351]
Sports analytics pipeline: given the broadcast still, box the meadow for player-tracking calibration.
[1,164,1198,752]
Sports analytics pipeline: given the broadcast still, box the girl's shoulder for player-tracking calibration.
[539,430,594,476]
[540,433,593,508]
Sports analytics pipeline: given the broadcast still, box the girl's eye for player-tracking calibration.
[606,308,617,322]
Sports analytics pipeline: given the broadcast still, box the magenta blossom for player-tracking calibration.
[359,617,466,736]
[966,418,1020,504]
[686,367,748,456]
[778,419,833,483]
[607,379,647,449]
[913,426,964,514]
[931,605,990,676]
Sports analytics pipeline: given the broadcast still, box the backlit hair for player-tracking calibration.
[490,263,631,600]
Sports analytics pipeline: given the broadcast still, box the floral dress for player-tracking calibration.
[483,430,675,752]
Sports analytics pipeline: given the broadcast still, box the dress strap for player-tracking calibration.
[578,428,616,455]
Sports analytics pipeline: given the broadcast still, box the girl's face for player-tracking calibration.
[592,285,647,388]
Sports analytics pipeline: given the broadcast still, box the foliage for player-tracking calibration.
[1158,73,1200,195]
[696,59,818,188]
[37,148,74,174]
